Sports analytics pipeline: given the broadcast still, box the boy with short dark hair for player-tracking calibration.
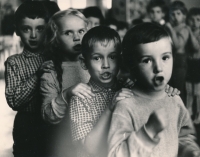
[147,0,168,25]
[108,22,200,157]
[69,26,123,157]
[4,1,51,156]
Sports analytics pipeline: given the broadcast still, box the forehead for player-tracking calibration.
[172,9,183,14]
[151,6,162,12]
[56,15,86,30]
[19,17,46,26]
[87,17,100,22]
[136,38,172,56]
[90,41,117,54]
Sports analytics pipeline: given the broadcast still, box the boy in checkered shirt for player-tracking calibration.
[4,1,55,157]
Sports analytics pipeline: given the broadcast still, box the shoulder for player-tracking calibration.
[70,96,91,108]
[5,54,22,66]
[40,70,58,85]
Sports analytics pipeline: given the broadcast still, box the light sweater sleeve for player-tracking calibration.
[40,71,67,124]
[178,99,200,157]
[108,100,159,157]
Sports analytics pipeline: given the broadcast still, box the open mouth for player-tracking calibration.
[154,76,164,85]
[29,41,37,46]
[101,72,111,80]
[73,44,81,51]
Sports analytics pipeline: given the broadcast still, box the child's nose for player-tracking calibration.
[73,33,80,41]
[153,61,163,73]
[30,30,36,38]
[102,58,110,69]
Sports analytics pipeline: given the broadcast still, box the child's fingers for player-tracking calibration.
[118,92,133,97]
[75,92,85,99]
[115,97,126,102]
[171,88,179,96]
[167,86,173,97]
[165,84,169,93]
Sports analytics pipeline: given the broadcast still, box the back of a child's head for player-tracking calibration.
[45,9,88,53]
[83,6,104,25]
[14,1,49,29]
[122,22,172,68]
[169,1,187,15]
[82,26,121,59]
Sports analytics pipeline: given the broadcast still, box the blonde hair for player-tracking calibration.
[44,9,88,89]
[45,8,88,49]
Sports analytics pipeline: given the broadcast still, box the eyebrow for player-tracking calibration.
[60,27,86,33]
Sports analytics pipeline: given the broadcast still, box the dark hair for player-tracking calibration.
[117,21,129,31]
[169,1,187,15]
[147,0,167,14]
[14,1,50,29]
[105,18,118,28]
[187,7,200,19]
[83,6,104,25]
[122,22,172,68]
[82,26,121,59]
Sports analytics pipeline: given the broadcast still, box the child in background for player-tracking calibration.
[4,1,51,157]
[147,0,167,25]
[105,17,118,31]
[186,7,200,124]
[165,1,189,103]
[83,6,104,29]
[108,23,200,157]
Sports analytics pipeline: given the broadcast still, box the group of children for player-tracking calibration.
[4,1,200,157]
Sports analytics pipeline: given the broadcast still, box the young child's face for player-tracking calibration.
[188,15,200,30]
[133,37,173,91]
[84,41,120,88]
[170,9,185,25]
[150,6,165,23]
[87,17,100,29]
[17,17,46,53]
[56,15,87,56]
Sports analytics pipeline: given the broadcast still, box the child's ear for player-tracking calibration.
[79,56,88,70]
[14,25,20,36]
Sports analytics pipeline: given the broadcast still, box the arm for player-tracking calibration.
[5,59,39,110]
[70,96,112,156]
[108,102,160,157]
[165,23,189,50]
[40,72,67,124]
[178,105,200,157]
[187,26,200,52]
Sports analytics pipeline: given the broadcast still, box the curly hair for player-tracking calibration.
[44,9,88,89]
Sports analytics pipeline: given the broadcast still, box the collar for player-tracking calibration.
[88,78,121,93]
[22,49,43,58]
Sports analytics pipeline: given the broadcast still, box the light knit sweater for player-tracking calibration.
[108,92,200,157]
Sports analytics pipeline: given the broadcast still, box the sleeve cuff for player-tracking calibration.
[52,98,67,119]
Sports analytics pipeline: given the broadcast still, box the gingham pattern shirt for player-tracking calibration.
[70,79,121,142]
[5,49,45,112]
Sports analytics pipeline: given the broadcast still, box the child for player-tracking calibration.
[186,7,200,124]
[117,21,129,41]
[82,6,104,29]
[69,26,123,157]
[4,1,51,157]
[108,23,200,157]
[147,0,167,25]
[40,9,94,157]
[105,17,118,31]
[165,1,189,103]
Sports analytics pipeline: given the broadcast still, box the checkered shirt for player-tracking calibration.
[5,49,45,112]
[70,79,121,143]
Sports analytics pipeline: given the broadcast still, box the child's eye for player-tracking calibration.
[93,56,101,61]
[37,26,45,32]
[142,58,151,64]
[65,31,73,36]
[109,55,117,60]
[22,27,30,32]
[79,29,85,34]
[162,55,170,61]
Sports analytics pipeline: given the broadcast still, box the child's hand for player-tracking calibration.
[110,88,133,112]
[67,83,95,99]
[145,108,168,139]
[165,84,180,97]
[119,77,135,89]
[37,60,55,77]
